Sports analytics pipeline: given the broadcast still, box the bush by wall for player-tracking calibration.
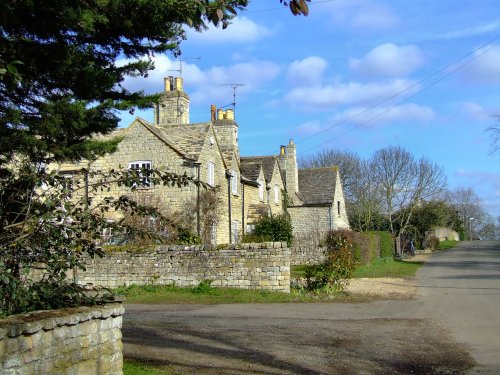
[305,230,356,292]
[245,214,293,246]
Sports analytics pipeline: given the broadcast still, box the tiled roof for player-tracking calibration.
[298,167,338,205]
[240,156,278,183]
[239,158,262,181]
[148,122,211,161]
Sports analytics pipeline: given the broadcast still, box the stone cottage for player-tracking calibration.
[57,76,349,244]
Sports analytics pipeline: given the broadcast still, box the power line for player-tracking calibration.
[295,35,500,155]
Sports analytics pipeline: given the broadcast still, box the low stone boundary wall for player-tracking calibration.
[290,245,325,265]
[77,242,290,293]
[0,303,124,375]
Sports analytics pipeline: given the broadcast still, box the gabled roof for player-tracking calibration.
[239,159,262,181]
[150,121,211,161]
[297,166,339,205]
[240,156,278,183]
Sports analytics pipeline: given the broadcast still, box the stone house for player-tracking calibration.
[57,76,349,244]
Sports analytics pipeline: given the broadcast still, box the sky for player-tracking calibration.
[118,0,500,218]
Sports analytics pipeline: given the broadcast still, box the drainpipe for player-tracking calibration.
[227,171,232,243]
[241,182,245,235]
[328,205,333,231]
[196,164,201,237]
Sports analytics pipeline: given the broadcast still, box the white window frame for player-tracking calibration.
[231,170,238,195]
[258,179,264,201]
[274,184,279,204]
[208,162,215,186]
[128,160,152,188]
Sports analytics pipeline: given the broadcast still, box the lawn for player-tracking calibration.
[352,258,424,278]
[291,258,424,280]
[114,280,370,304]
[124,359,180,375]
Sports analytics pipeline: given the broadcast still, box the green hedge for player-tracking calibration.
[352,232,380,265]
[371,231,394,258]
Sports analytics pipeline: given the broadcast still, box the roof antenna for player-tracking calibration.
[167,57,201,79]
[220,83,245,117]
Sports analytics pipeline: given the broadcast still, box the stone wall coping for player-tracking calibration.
[0,303,124,340]
[105,242,289,253]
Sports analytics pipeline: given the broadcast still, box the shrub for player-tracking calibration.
[246,214,293,246]
[425,235,440,250]
[305,230,355,292]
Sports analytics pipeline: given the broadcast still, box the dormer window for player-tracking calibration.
[258,179,264,201]
[274,185,279,204]
[128,161,152,188]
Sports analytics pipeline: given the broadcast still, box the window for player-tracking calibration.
[232,220,239,243]
[274,185,279,204]
[258,179,264,201]
[208,162,215,186]
[231,170,238,195]
[337,200,341,216]
[128,161,152,188]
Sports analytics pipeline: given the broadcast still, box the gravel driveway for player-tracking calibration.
[123,251,475,375]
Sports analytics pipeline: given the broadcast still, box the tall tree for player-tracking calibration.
[370,146,447,236]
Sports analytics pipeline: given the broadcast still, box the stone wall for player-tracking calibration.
[0,303,124,375]
[76,242,290,293]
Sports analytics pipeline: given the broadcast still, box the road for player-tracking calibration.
[123,240,500,374]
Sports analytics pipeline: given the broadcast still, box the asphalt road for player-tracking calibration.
[123,240,500,374]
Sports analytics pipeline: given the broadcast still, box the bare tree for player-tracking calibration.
[487,119,499,155]
[370,146,447,236]
[348,160,384,232]
[446,187,488,240]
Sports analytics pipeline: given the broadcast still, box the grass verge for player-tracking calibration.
[437,240,459,250]
[114,282,363,304]
[352,257,424,278]
[124,359,180,375]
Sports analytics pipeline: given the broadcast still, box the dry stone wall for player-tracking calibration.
[0,303,124,375]
[77,242,290,293]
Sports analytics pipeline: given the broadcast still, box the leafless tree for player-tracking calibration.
[487,121,499,155]
[446,187,488,239]
[370,146,447,236]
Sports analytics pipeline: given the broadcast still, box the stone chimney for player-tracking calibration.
[277,140,299,202]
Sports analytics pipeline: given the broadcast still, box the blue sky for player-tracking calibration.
[119,0,500,218]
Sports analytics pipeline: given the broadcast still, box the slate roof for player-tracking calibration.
[151,122,211,161]
[297,167,338,205]
[239,159,262,181]
[240,156,278,183]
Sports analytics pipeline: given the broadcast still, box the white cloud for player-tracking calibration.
[116,55,280,108]
[459,45,500,84]
[284,79,419,111]
[329,103,435,126]
[186,16,271,43]
[287,56,328,85]
[438,21,500,40]
[323,0,398,30]
[349,44,425,78]
[461,102,497,121]
[293,120,323,136]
